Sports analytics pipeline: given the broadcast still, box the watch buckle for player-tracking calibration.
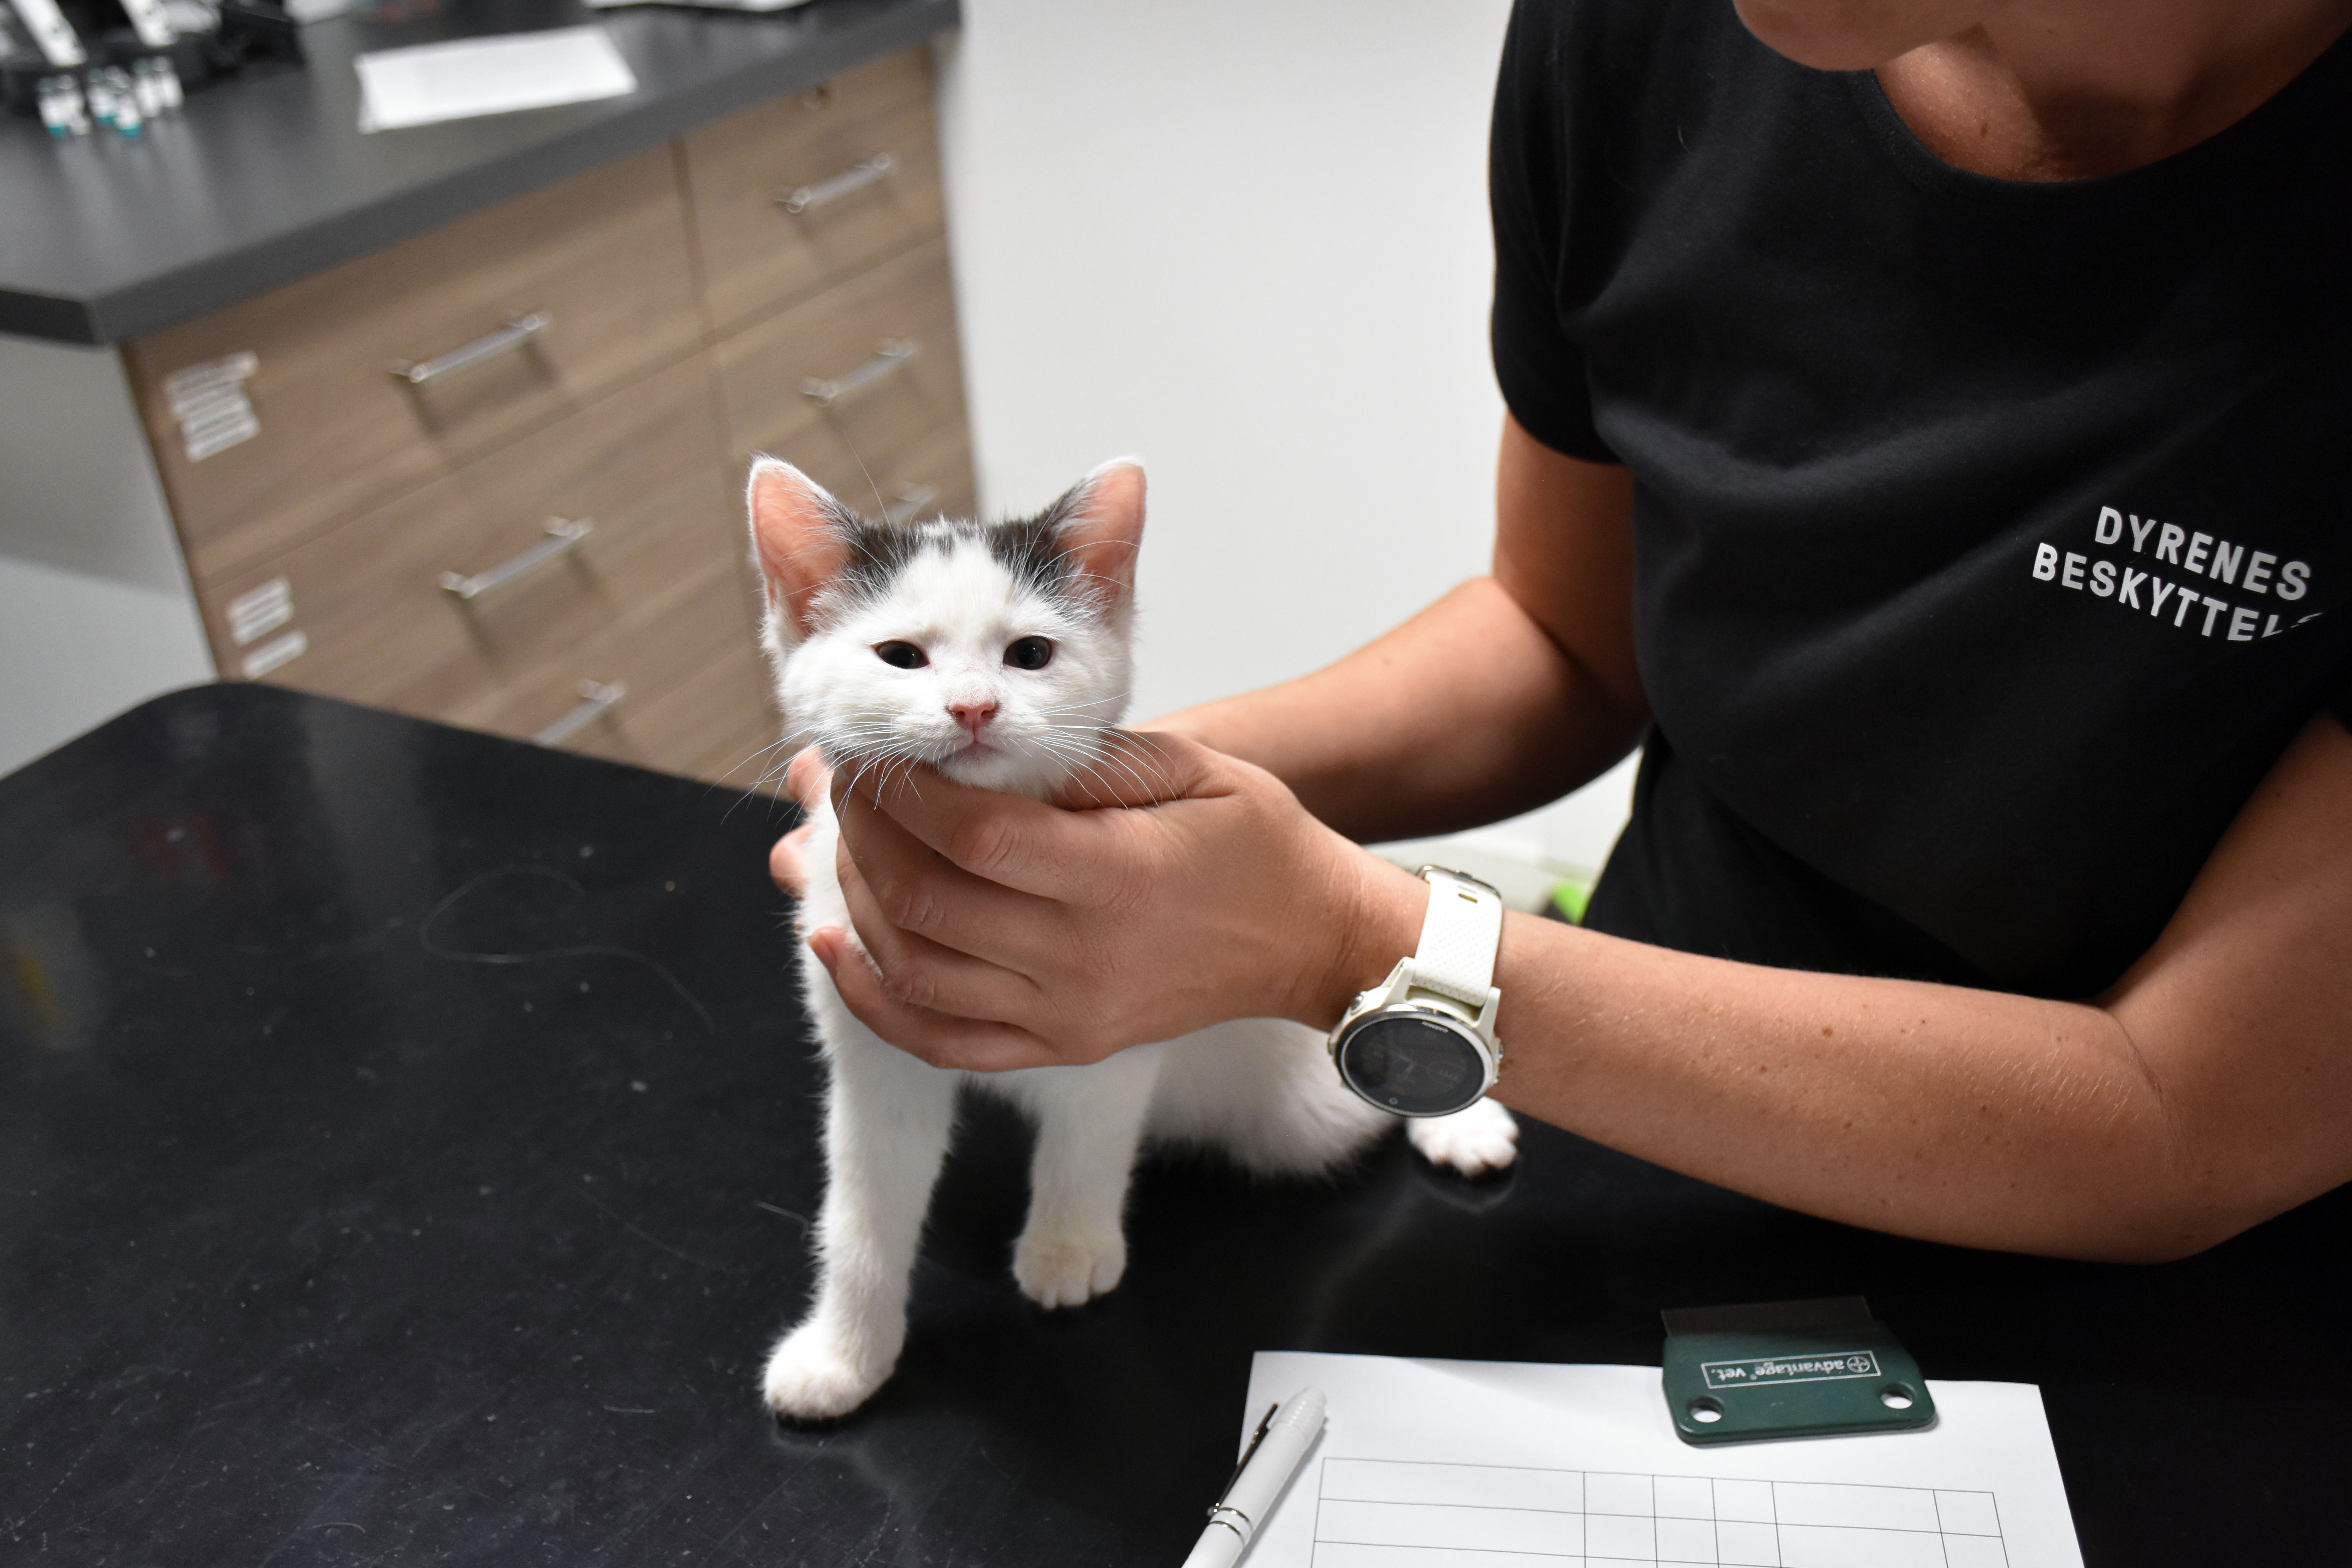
[1414,864,1504,902]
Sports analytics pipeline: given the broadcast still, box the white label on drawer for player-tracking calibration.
[164,352,260,410]
[240,629,308,679]
[181,398,259,462]
[169,352,262,462]
[178,396,253,438]
[226,577,294,646]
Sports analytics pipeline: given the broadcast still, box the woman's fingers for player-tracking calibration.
[768,749,834,897]
[784,746,833,809]
[807,928,1062,1072]
[814,726,1369,1063]
[769,822,815,897]
[840,761,1149,906]
[833,775,1073,953]
[835,845,1045,1026]
[1048,728,1221,811]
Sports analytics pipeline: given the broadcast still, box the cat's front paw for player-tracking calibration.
[1012,1223,1127,1309]
[1406,1098,1519,1177]
[762,1320,894,1420]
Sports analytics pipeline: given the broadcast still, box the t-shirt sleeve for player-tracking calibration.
[1489,0,1619,464]
[2330,656,2352,732]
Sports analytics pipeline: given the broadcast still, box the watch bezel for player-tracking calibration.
[1328,957,1502,1118]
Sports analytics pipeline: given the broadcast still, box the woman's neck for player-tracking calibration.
[1874,0,2352,180]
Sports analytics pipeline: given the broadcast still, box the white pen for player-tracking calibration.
[1181,1385,1327,1568]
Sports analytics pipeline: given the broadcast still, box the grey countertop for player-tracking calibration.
[0,0,958,344]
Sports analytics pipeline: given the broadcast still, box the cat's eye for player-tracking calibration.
[874,641,928,670]
[1004,636,1054,671]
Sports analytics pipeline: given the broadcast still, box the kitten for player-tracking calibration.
[746,455,1518,1419]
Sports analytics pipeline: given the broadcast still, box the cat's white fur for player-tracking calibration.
[747,456,1517,1418]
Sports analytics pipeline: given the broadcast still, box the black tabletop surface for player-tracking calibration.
[1,684,2346,1565]
[0,0,957,343]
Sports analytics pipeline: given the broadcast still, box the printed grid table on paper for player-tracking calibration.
[1310,1459,2009,1567]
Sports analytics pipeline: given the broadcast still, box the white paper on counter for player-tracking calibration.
[1234,1351,2084,1567]
[356,26,637,133]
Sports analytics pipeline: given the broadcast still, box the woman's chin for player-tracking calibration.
[1730,0,1969,71]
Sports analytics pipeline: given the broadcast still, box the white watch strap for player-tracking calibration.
[1410,867,1503,1007]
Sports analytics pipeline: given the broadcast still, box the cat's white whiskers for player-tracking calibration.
[1068,738,1165,804]
[1065,756,1134,805]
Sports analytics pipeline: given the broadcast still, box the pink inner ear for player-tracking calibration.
[1061,461,1147,607]
[748,460,851,632]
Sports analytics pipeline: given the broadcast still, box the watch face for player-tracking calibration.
[1336,1012,1486,1117]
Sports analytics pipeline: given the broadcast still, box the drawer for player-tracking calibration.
[127,146,702,587]
[713,235,968,483]
[589,628,776,786]
[682,48,944,335]
[203,356,732,726]
[456,553,768,777]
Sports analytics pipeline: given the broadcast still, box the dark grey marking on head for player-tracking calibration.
[986,508,1074,600]
[812,477,1104,625]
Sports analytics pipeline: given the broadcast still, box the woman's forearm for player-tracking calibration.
[1319,715,2352,1263]
[1496,912,2201,1259]
[1149,577,1646,842]
[1322,852,2207,1261]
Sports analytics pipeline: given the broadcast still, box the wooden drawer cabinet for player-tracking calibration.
[714,235,967,490]
[125,146,702,586]
[683,49,945,337]
[139,45,973,791]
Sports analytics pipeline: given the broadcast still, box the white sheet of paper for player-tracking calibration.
[355,26,638,134]
[1238,1352,2083,1568]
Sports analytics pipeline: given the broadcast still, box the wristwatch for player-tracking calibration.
[1328,866,1504,1118]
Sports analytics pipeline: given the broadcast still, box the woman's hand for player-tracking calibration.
[806,730,1423,1072]
[766,748,835,898]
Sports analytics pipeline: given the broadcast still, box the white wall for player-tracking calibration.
[0,335,214,777]
[934,0,1636,882]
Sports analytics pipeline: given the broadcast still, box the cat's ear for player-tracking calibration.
[747,457,853,636]
[1049,456,1147,612]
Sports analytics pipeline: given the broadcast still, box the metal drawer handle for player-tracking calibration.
[392,311,553,386]
[535,680,628,748]
[882,483,937,525]
[439,517,593,601]
[801,339,918,408]
[777,152,894,214]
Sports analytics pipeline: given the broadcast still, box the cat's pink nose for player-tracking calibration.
[948,701,997,737]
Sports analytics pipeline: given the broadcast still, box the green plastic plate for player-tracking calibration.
[1661,1297,1936,1445]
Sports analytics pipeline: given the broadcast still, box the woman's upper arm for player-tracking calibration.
[2103,707,2352,1238]
[1491,412,1647,725]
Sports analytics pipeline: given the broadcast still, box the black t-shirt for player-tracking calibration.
[1491,0,2352,998]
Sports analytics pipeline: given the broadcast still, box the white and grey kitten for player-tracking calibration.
[745,455,1517,1419]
